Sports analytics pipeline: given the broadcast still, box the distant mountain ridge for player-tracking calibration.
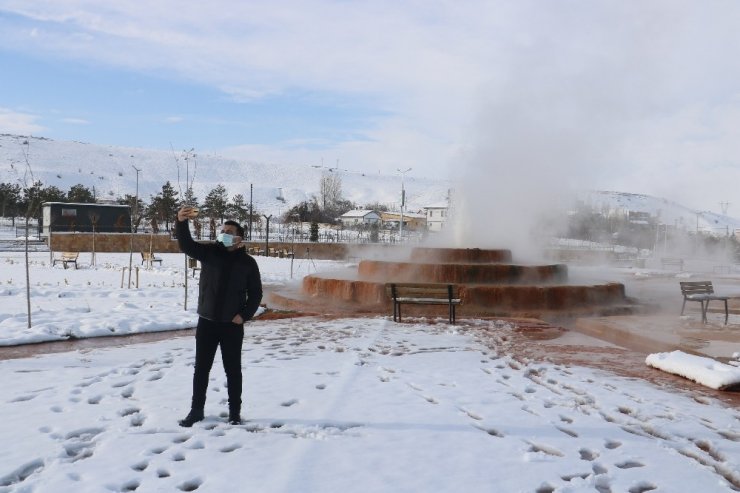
[0,134,450,218]
[580,190,740,236]
[1,134,737,235]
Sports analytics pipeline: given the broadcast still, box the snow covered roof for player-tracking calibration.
[339,209,379,218]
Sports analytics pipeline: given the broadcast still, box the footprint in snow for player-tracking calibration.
[129,413,145,427]
[219,444,242,453]
[148,446,168,455]
[177,477,203,491]
[579,448,600,461]
[9,394,37,403]
[555,426,578,438]
[172,434,190,444]
[130,460,148,472]
[615,460,645,469]
[526,441,564,457]
[119,479,140,492]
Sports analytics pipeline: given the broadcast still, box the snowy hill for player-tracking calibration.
[580,190,740,236]
[0,134,450,218]
[2,134,738,236]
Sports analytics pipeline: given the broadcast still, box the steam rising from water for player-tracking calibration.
[433,2,740,260]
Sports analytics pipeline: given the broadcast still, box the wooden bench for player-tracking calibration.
[53,252,79,269]
[141,252,163,267]
[188,257,201,277]
[387,283,461,325]
[661,257,684,271]
[680,281,729,324]
[279,248,294,259]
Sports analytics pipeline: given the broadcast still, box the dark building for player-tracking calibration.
[41,202,132,236]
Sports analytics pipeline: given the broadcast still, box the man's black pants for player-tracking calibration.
[191,317,244,413]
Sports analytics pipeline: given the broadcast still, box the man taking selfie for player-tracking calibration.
[175,205,262,426]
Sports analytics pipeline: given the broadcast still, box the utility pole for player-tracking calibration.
[182,149,195,311]
[263,214,272,256]
[128,165,141,289]
[720,201,730,215]
[397,167,412,240]
[249,183,253,241]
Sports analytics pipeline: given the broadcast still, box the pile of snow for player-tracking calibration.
[646,350,740,390]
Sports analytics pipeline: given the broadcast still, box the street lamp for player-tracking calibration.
[397,167,412,240]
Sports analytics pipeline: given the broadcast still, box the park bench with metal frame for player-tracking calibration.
[52,252,79,269]
[187,257,201,277]
[140,252,163,267]
[387,283,461,325]
[680,281,729,324]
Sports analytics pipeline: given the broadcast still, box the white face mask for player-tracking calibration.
[217,232,234,247]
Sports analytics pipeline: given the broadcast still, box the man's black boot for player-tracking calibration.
[229,409,242,425]
[178,409,204,427]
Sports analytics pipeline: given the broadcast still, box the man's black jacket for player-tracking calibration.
[176,220,262,323]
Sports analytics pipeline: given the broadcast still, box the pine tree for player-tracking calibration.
[202,184,229,223]
[0,182,22,219]
[149,181,179,231]
[67,184,96,203]
[228,193,248,224]
[181,186,199,208]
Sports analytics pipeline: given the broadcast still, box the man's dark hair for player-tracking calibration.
[224,220,245,238]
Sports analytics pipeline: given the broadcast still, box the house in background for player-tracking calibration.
[338,210,381,228]
[423,202,450,232]
[380,211,426,231]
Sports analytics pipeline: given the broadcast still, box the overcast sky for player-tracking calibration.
[1,1,740,213]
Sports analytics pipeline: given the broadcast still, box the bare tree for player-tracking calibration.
[18,138,41,328]
[319,171,343,210]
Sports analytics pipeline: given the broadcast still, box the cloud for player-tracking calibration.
[0,107,46,134]
[164,116,183,123]
[61,117,90,124]
[2,1,740,212]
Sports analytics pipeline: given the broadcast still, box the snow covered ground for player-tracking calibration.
[0,251,341,346]
[1,252,740,492]
[2,316,740,492]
